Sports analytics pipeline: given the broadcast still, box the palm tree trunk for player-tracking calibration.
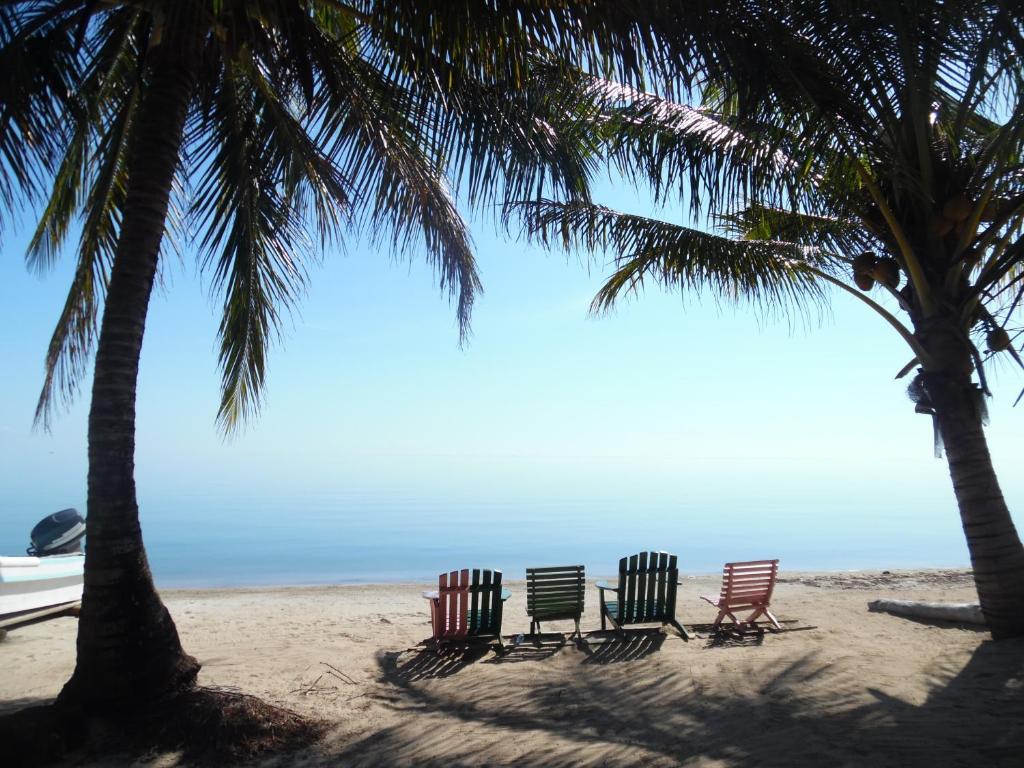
[59,7,204,711]
[921,360,1024,639]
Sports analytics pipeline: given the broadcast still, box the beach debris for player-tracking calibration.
[290,674,332,697]
[779,569,973,590]
[321,661,357,685]
[290,662,358,700]
[867,598,986,625]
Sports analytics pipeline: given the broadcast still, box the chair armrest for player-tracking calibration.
[595,581,618,592]
[501,587,512,601]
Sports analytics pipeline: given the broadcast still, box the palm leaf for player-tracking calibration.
[32,20,140,428]
[308,30,482,339]
[192,62,311,432]
[518,200,834,317]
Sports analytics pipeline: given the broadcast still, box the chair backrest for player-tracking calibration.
[433,568,504,639]
[616,551,678,624]
[526,565,585,622]
[717,560,778,607]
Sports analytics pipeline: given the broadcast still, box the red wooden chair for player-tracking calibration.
[422,568,510,652]
[701,559,781,632]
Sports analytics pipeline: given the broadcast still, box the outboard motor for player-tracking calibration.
[27,508,86,556]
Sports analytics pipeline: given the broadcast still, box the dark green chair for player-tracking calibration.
[525,565,585,643]
[596,551,690,640]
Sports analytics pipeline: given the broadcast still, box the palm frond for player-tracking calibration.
[191,62,311,433]
[309,31,481,339]
[717,204,871,257]
[0,2,83,239]
[32,14,140,428]
[518,199,835,317]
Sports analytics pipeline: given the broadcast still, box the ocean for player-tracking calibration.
[0,493,975,587]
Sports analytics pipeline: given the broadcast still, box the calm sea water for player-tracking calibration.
[0,494,973,587]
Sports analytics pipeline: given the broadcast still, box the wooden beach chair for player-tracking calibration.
[525,564,585,643]
[423,568,510,652]
[596,552,690,640]
[701,559,781,632]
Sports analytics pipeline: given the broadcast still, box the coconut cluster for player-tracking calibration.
[929,194,1000,238]
[851,251,901,292]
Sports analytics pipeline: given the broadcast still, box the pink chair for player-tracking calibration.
[422,568,509,652]
[701,560,781,632]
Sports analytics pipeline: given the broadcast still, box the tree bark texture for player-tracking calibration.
[918,317,1024,640]
[59,6,204,711]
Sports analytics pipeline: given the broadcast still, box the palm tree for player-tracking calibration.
[520,2,1024,637]
[0,0,659,713]
[4,0,778,716]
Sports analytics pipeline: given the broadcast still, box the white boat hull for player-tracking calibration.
[0,553,84,619]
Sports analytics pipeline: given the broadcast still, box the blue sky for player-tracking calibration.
[1,177,1021,569]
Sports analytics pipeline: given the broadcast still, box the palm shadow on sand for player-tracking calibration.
[312,634,1024,767]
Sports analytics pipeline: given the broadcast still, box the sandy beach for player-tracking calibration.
[2,569,1022,767]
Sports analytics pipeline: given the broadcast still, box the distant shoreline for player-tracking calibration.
[158,566,975,595]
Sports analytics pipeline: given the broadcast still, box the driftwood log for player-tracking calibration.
[867,599,986,625]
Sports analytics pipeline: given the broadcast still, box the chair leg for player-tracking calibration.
[764,608,782,631]
[600,597,607,630]
[429,598,441,639]
[669,618,691,641]
[576,619,592,653]
[743,607,766,632]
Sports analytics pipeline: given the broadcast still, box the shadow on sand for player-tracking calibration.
[310,633,1024,767]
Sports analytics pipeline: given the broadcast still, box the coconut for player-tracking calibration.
[854,272,875,291]
[852,251,877,276]
[987,328,1012,352]
[942,194,973,223]
[872,257,901,289]
[929,213,954,236]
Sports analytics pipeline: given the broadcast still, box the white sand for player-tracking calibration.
[2,569,1022,766]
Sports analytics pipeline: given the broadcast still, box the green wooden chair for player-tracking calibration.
[596,551,690,640]
[422,568,510,652]
[525,564,585,644]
